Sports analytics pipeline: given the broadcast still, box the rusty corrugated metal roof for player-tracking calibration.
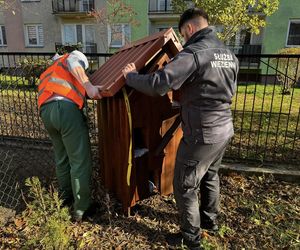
[90,28,182,97]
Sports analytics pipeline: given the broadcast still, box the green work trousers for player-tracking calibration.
[40,100,92,218]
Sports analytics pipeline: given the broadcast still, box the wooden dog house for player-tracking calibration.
[90,28,183,214]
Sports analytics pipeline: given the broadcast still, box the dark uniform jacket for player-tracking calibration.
[126,27,239,144]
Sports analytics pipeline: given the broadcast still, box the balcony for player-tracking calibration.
[149,0,173,13]
[148,0,179,21]
[52,0,95,16]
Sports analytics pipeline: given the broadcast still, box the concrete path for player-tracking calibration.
[220,163,300,183]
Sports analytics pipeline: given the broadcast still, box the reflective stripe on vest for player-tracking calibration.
[38,54,86,109]
[38,77,85,104]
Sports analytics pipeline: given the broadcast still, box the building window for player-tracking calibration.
[62,24,96,53]
[24,24,44,47]
[286,20,300,46]
[79,0,93,11]
[158,0,172,11]
[0,25,7,46]
[108,24,131,48]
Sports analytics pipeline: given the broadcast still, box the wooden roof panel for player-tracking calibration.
[90,28,182,97]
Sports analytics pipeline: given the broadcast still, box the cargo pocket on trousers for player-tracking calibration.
[181,159,199,190]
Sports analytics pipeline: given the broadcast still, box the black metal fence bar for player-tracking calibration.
[0,52,299,165]
[283,58,299,147]
[292,107,300,156]
[254,56,269,158]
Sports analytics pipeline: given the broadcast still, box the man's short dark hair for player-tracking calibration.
[178,8,209,31]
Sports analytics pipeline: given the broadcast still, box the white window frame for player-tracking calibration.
[24,24,44,47]
[108,24,131,48]
[61,24,96,53]
[0,25,7,46]
[286,19,300,47]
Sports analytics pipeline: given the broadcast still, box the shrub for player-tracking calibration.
[272,47,300,95]
[22,177,72,249]
[55,43,83,54]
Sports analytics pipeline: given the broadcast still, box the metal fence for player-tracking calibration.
[0,150,21,210]
[230,54,300,165]
[0,52,299,166]
[0,52,111,210]
[0,52,111,143]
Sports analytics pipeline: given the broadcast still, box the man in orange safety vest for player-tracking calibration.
[38,50,102,221]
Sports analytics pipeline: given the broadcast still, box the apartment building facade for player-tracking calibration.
[1,1,299,55]
[0,0,148,53]
[262,0,300,54]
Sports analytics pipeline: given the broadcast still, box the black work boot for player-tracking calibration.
[166,232,201,250]
[62,197,74,208]
[166,232,184,248]
[72,202,99,222]
[201,220,219,232]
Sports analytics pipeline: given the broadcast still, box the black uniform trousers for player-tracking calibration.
[173,137,230,245]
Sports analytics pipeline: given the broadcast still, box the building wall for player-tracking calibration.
[130,0,148,42]
[106,0,148,53]
[0,0,58,52]
[1,0,25,52]
[149,20,178,34]
[262,0,300,54]
[0,0,109,53]
[21,0,60,52]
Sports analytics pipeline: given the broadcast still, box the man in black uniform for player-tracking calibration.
[122,8,238,250]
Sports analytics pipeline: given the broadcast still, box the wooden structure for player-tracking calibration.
[90,28,183,214]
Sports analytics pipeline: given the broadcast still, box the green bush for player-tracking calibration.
[271,47,300,95]
[22,177,72,250]
[55,43,83,54]
[17,58,52,86]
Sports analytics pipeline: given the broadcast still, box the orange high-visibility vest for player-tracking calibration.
[38,54,86,109]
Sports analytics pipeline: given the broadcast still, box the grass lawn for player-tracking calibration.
[232,83,300,114]
[229,84,300,163]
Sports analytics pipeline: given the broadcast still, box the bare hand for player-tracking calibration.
[84,81,103,99]
[122,63,137,79]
